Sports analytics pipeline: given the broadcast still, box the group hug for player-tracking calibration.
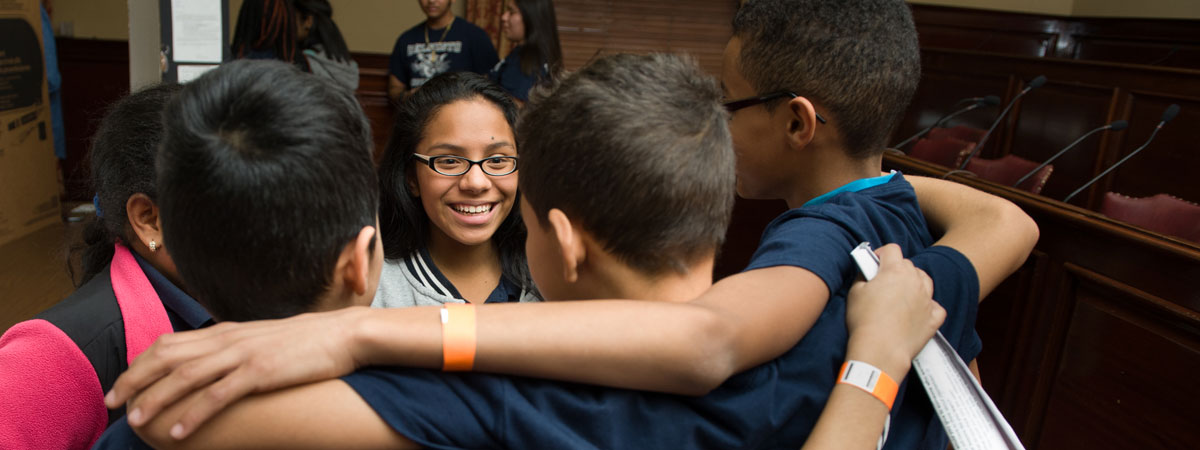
[0,0,1038,448]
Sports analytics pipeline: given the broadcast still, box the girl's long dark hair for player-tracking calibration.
[515,0,563,80]
[231,0,299,64]
[293,0,352,63]
[72,83,183,285]
[378,72,534,296]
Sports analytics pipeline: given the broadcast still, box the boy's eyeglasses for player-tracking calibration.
[722,91,829,124]
[412,154,519,176]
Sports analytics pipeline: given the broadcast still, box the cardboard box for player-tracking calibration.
[0,0,60,248]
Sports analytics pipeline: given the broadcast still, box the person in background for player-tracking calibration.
[295,0,359,92]
[488,0,563,103]
[0,83,196,450]
[231,0,306,70]
[388,0,498,102]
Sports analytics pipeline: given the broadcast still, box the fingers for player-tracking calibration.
[124,346,252,427]
[929,302,947,330]
[105,327,228,409]
[874,243,904,265]
[153,366,261,440]
[845,243,946,372]
[919,267,934,298]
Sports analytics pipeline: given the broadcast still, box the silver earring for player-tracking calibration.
[149,240,158,252]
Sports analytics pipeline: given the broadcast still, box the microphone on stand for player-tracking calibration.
[1064,104,1181,203]
[959,75,1048,169]
[894,95,1001,150]
[1013,120,1129,188]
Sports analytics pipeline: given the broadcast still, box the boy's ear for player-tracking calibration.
[547,208,585,284]
[126,193,162,249]
[338,226,378,296]
[784,95,820,151]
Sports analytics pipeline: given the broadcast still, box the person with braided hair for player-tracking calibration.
[295,0,359,92]
[231,0,307,71]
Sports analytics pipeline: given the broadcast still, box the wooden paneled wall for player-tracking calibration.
[352,53,394,162]
[911,5,1200,70]
[892,48,1200,210]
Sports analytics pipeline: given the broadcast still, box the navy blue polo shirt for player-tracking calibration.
[340,172,982,448]
[133,253,213,331]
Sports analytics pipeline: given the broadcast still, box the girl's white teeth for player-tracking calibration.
[455,204,491,214]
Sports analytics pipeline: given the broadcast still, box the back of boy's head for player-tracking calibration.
[733,0,920,158]
[78,83,183,285]
[518,53,735,276]
[158,59,378,322]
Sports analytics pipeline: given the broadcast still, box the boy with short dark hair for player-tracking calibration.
[722,1,963,448]
[157,59,383,322]
[722,2,995,446]
[517,52,736,282]
[90,58,387,448]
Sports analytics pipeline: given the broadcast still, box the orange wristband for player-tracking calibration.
[838,360,899,410]
[441,303,477,371]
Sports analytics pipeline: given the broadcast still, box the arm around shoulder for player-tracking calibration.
[909,176,1039,298]
[422,265,830,396]
[133,379,416,449]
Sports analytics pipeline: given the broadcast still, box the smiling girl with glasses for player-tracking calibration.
[374,71,539,308]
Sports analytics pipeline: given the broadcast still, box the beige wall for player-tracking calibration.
[49,0,128,39]
[1071,0,1200,19]
[329,0,469,54]
[908,0,1074,16]
[908,0,1200,18]
[50,0,469,54]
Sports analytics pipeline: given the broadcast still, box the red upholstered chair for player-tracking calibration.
[928,125,987,145]
[908,137,974,169]
[963,154,1053,194]
[1100,193,1200,244]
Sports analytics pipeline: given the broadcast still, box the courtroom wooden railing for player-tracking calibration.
[910,4,1200,70]
[882,152,1200,449]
